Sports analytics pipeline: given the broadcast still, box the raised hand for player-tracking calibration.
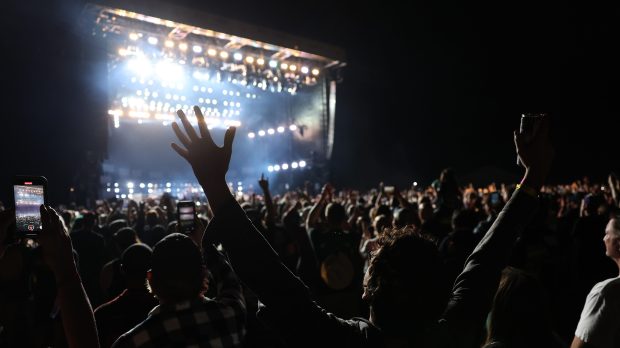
[514,114,554,190]
[258,173,269,192]
[172,106,236,184]
[171,106,236,212]
[39,205,76,279]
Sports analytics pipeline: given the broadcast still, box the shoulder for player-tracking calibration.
[111,319,153,348]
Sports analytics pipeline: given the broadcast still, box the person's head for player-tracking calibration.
[146,210,159,227]
[148,233,207,303]
[113,227,139,254]
[418,201,434,223]
[604,218,620,261]
[363,228,446,337]
[325,202,346,228]
[121,243,152,283]
[581,193,604,217]
[486,267,552,347]
[393,207,418,229]
[373,215,390,236]
[463,190,479,210]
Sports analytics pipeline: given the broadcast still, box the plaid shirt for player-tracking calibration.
[111,255,246,348]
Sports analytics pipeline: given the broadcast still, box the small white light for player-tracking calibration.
[248,132,255,138]
[129,33,139,41]
[281,63,289,70]
[147,183,153,188]
[299,160,307,168]
[312,68,320,76]
[282,163,289,170]
[127,182,134,189]
[139,183,146,188]
[128,188,134,194]
[258,130,266,137]
[413,181,418,187]
[289,65,297,72]
[166,182,171,188]
[114,183,119,187]
[268,166,274,172]
[148,37,158,45]
[257,58,265,65]
[291,162,299,169]
[274,165,281,171]
[301,66,309,74]
[219,51,229,59]
[106,188,111,192]
[121,194,127,199]
[114,188,120,193]
[148,189,153,194]
[236,102,241,108]
[289,124,297,131]
[245,56,255,64]
[207,88,213,93]
[165,40,174,48]
[178,43,188,51]
[277,126,285,133]
[207,48,217,56]
[269,60,278,68]
[233,53,243,61]
[267,128,275,135]
[193,45,203,53]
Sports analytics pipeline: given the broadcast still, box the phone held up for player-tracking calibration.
[517,113,547,167]
[177,200,196,234]
[13,175,48,238]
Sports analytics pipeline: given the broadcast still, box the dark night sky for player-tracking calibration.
[1,0,619,203]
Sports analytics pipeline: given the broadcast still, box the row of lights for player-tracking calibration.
[248,124,298,138]
[108,109,241,128]
[124,33,321,77]
[267,160,307,172]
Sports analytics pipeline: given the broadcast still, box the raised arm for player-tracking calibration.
[258,173,276,227]
[305,184,331,230]
[440,115,554,346]
[40,205,100,348]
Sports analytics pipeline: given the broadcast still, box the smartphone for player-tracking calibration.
[517,113,546,166]
[13,176,48,238]
[489,191,501,206]
[177,201,196,234]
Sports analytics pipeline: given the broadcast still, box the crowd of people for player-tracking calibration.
[1,108,619,348]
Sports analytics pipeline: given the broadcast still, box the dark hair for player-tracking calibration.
[149,233,207,302]
[365,228,447,336]
[325,202,346,226]
[486,267,553,347]
[121,243,152,279]
[114,227,139,252]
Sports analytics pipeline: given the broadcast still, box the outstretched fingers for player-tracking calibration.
[194,106,211,141]
[177,109,200,142]
[172,122,191,149]
[171,142,190,160]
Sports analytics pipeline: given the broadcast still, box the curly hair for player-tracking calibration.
[365,227,448,336]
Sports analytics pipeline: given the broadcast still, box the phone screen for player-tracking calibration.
[14,184,45,234]
[178,203,195,232]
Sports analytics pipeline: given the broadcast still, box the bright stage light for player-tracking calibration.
[155,61,184,82]
[245,56,255,64]
[106,188,111,192]
[166,182,171,187]
[165,40,174,48]
[289,124,297,131]
[291,162,298,169]
[301,66,309,74]
[127,57,152,77]
[267,166,274,172]
[248,132,255,138]
[290,65,297,72]
[114,183,119,187]
[129,32,139,41]
[192,45,203,53]
[267,128,275,135]
[121,194,127,199]
[299,160,307,168]
[139,183,146,188]
[258,130,266,137]
[282,163,289,170]
[233,53,243,61]
[281,63,289,70]
[274,165,281,171]
[207,48,217,56]
[257,58,265,65]
[178,43,188,51]
[312,68,320,76]
[219,51,229,59]
[128,189,134,194]
[127,182,134,188]
[269,60,278,68]
[148,37,158,45]
[114,188,120,193]
[277,126,285,133]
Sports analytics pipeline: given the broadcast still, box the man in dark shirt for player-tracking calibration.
[95,243,158,348]
[170,106,553,347]
[71,211,106,306]
[112,234,246,347]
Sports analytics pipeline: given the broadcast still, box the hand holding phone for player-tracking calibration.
[13,175,48,238]
[177,201,196,234]
[517,113,546,167]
